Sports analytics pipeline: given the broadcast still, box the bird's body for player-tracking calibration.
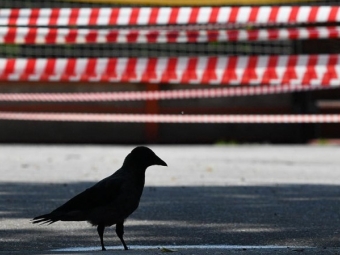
[32,146,167,251]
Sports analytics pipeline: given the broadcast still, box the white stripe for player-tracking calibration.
[17,9,31,26]
[36,9,50,26]
[0,9,11,26]
[77,8,91,26]
[57,8,71,26]
[217,7,231,23]
[197,7,211,24]
[97,8,111,26]
[317,6,331,23]
[157,7,171,25]
[257,6,271,24]
[117,8,132,25]
[137,7,151,25]
[237,7,252,23]
[277,6,291,23]
[52,245,315,252]
[296,6,310,23]
[177,7,191,24]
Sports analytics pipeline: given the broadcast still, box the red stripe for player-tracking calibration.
[328,26,339,39]
[149,8,159,25]
[65,29,78,43]
[241,57,258,84]
[142,58,157,81]
[322,55,339,86]
[202,57,217,84]
[188,8,199,24]
[268,29,279,40]
[307,27,319,39]
[103,58,118,81]
[302,56,318,85]
[268,6,279,23]
[8,9,19,26]
[106,30,119,43]
[288,28,299,40]
[41,59,56,80]
[129,8,140,25]
[29,9,40,26]
[226,30,238,41]
[109,8,119,25]
[329,7,339,22]
[166,31,179,43]
[0,59,15,80]
[21,59,36,80]
[181,58,198,83]
[85,30,98,43]
[262,56,279,84]
[64,59,77,80]
[207,30,218,42]
[228,7,239,23]
[122,58,137,82]
[288,7,299,23]
[146,30,159,43]
[249,7,259,23]
[89,8,99,25]
[282,56,298,85]
[169,8,179,24]
[126,30,139,43]
[4,27,16,43]
[222,57,237,83]
[161,58,178,82]
[209,7,219,23]
[49,9,60,26]
[45,28,57,43]
[69,9,80,26]
[248,30,259,41]
[308,6,319,23]
[25,27,38,43]
[187,31,199,43]
[82,58,97,80]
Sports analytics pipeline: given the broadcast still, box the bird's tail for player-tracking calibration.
[31,213,60,225]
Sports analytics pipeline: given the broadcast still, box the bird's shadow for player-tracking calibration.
[1,182,340,251]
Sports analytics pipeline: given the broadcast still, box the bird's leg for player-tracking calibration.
[97,224,106,251]
[116,221,128,250]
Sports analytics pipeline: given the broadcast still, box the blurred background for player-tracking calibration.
[0,0,339,144]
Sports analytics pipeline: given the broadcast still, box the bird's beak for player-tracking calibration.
[155,156,167,167]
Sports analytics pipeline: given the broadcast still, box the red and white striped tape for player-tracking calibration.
[0,112,339,123]
[1,26,340,44]
[1,55,340,85]
[0,6,339,27]
[0,85,331,102]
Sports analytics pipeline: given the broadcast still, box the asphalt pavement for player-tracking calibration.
[1,145,340,254]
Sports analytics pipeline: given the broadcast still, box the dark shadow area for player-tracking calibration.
[1,182,340,251]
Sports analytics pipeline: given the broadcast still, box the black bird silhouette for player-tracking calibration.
[32,146,167,251]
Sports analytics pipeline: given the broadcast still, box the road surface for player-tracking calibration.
[1,145,340,254]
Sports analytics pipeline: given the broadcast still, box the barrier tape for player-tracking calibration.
[0,6,338,27]
[1,26,340,44]
[0,112,339,123]
[1,55,340,85]
[60,0,321,6]
[0,85,332,102]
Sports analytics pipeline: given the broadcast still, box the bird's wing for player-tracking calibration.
[32,176,126,224]
[53,176,126,214]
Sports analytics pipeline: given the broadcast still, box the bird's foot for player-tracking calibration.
[101,247,106,251]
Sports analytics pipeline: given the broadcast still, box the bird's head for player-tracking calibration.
[123,146,167,170]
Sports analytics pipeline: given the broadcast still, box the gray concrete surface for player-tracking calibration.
[1,145,340,254]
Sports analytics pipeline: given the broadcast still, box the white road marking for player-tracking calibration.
[53,245,314,252]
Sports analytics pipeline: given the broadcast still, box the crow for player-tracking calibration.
[32,146,167,251]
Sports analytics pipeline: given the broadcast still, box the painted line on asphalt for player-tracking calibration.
[53,245,315,252]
